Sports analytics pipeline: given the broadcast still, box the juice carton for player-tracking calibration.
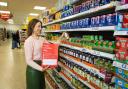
[115,49,128,60]
[116,68,128,80]
[116,37,128,49]
[115,77,128,89]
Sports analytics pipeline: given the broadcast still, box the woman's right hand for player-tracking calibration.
[42,66,50,72]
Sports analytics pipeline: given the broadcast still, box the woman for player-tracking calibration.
[24,19,68,89]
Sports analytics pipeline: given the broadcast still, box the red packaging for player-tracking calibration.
[42,43,59,68]
[116,49,128,60]
[121,0,128,4]
[116,52,120,60]
[123,13,128,23]
[116,41,121,49]
[122,23,128,28]
[104,72,113,84]
[116,37,128,49]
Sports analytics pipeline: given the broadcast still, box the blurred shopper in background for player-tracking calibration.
[16,30,20,48]
[12,32,18,49]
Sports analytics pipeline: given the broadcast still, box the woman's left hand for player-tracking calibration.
[62,32,69,39]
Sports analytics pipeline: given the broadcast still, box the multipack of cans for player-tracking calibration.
[116,12,128,30]
[61,0,113,18]
[61,13,118,29]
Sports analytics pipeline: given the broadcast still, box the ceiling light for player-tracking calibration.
[34,6,46,10]
[0,10,10,14]
[0,2,7,6]
[29,13,39,16]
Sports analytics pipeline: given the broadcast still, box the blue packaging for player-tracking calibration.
[61,23,64,29]
[86,1,90,10]
[100,15,107,26]
[78,20,83,28]
[95,0,100,7]
[70,21,73,29]
[117,13,123,23]
[61,12,64,18]
[116,68,128,79]
[84,2,89,11]
[90,0,95,8]
[115,77,128,89]
[67,22,70,29]
[83,18,91,28]
[62,23,66,29]
[82,19,87,28]
[106,13,118,26]
[101,0,111,5]
[63,5,72,11]
[74,21,78,28]
[62,11,67,18]
[91,17,95,27]
[81,3,86,12]
[95,16,100,27]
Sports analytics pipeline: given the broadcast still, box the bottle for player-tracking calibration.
[86,53,90,62]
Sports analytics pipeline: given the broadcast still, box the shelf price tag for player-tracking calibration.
[82,48,87,52]
[92,27,99,31]
[113,61,128,70]
[94,51,100,56]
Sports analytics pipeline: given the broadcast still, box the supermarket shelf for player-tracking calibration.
[46,71,63,89]
[61,44,115,59]
[45,0,79,18]
[44,26,115,32]
[45,78,53,89]
[54,70,76,89]
[113,61,128,71]
[43,2,118,26]
[116,4,128,11]
[60,53,105,79]
[58,62,95,89]
[114,31,128,36]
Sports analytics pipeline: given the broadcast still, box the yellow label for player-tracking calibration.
[125,84,128,88]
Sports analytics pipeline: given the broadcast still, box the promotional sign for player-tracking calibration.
[42,43,59,68]
[0,13,13,21]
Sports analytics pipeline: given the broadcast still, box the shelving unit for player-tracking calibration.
[116,4,128,11]
[43,1,118,26]
[113,61,128,71]
[59,53,105,79]
[46,70,63,89]
[45,78,53,89]
[53,69,76,89]
[114,31,128,36]
[58,62,96,89]
[60,44,115,59]
[44,26,115,32]
[42,0,128,89]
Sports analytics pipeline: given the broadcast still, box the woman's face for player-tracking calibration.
[33,22,42,36]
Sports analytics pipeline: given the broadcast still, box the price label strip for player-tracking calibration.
[113,61,128,71]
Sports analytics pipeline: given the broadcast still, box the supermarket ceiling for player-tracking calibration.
[0,0,57,25]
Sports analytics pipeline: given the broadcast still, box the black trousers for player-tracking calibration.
[26,61,45,89]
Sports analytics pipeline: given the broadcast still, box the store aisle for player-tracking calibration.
[0,40,26,89]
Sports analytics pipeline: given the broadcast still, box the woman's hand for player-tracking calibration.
[63,32,69,39]
[61,32,69,39]
[42,66,50,72]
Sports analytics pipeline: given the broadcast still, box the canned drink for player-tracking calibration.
[100,15,106,26]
